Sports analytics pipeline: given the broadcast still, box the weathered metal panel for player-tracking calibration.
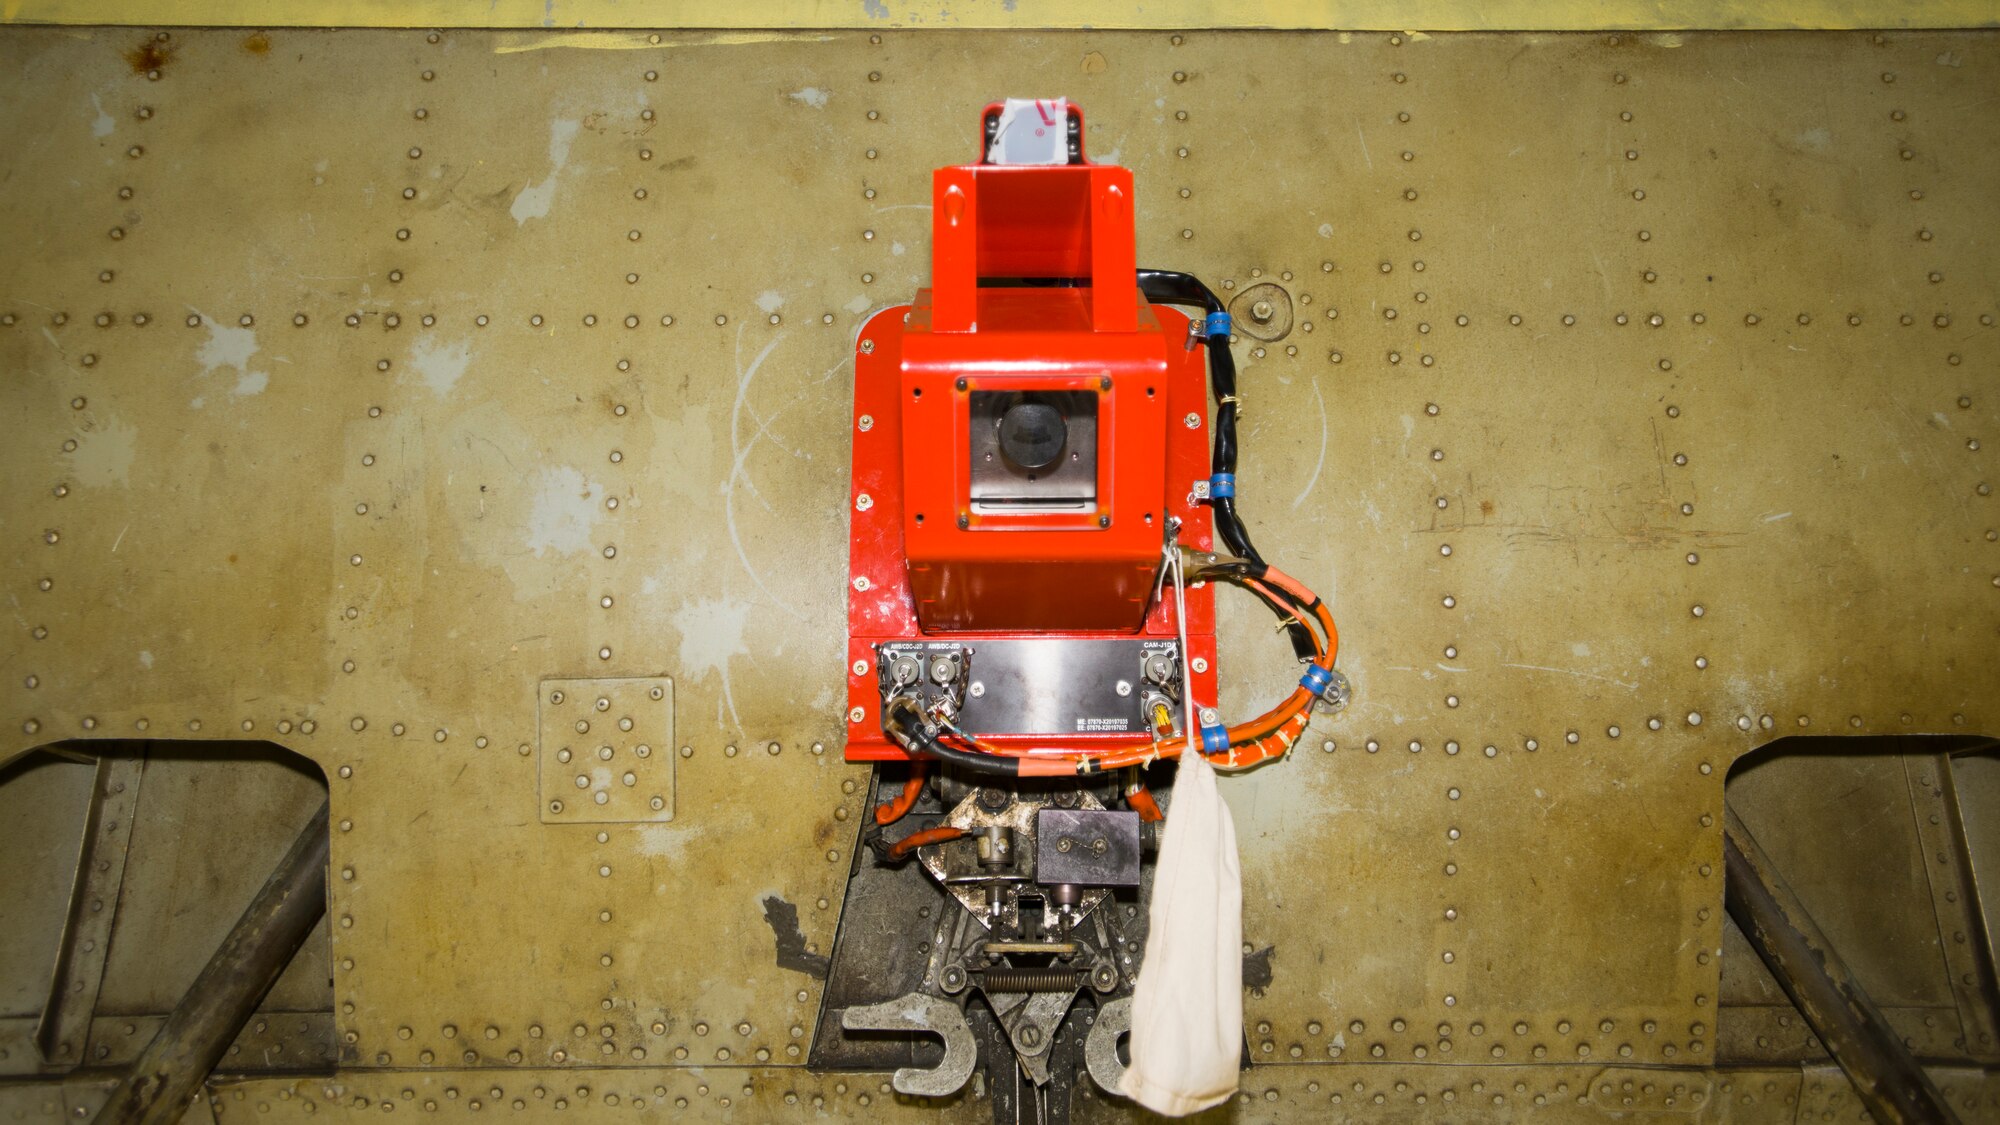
[0,24,1995,1122]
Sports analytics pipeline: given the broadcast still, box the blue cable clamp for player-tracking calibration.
[1199,720,1230,753]
[1300,664,1333,695]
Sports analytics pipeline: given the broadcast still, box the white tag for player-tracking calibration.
[989,98,1070,166]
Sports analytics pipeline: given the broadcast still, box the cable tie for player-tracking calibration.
[1208,472,1236,499]
[1204,310,1232,336]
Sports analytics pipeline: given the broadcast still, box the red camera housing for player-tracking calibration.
[845,104,1218,760]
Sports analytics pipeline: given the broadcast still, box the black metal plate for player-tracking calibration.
[951,638,1179,737]
[1035,809,1142,888]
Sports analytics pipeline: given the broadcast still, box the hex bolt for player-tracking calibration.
[1183,412,1202,429]
[1251,300,1275,323]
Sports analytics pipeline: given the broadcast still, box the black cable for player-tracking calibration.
[1139,268,1317,661]
[885,699,1022,777]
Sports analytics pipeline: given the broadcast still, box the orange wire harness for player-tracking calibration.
[873,760,930,826]
[1126,781,1165,822]
[885,824,967,862]
[937,567,1339,776]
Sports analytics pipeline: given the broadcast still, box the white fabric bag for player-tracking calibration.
[1118,751,1243,1115]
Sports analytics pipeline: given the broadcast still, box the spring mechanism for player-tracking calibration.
[979,968,1088,993]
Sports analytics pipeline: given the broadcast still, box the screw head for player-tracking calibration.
[860,339,875,354]
[1115,680,1133,697]
[1184,412,1202,429]
[857,414,874,431]
[848,706,866,723]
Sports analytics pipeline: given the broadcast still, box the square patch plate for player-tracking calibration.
[538,677,674,824]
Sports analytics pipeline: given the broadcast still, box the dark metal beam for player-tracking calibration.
[91,800,329,1125]
[38,749,147,1067]
[1723,806,1960,1125]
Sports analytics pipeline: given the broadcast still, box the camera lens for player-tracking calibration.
[997,401,1067,470]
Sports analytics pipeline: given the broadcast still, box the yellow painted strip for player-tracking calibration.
[4,0,1998,30]
[489,30,834,53]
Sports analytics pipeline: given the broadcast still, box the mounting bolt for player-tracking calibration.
[1184,412,1202,429]
[852,659,869,676]
[848,706,866,724]
[855,493,873,512]
[955,377,968,391]
[1115,680,1132,697]
[852,575,871,591]
[1098,515,1110,528]
[860,339,875,354]
[1251,300,1275,323]
[1199,707,1221,726]
[1191,657,1209,674]
[857,414,874,431]
[969,681,986,698]
[957,513,970,529]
